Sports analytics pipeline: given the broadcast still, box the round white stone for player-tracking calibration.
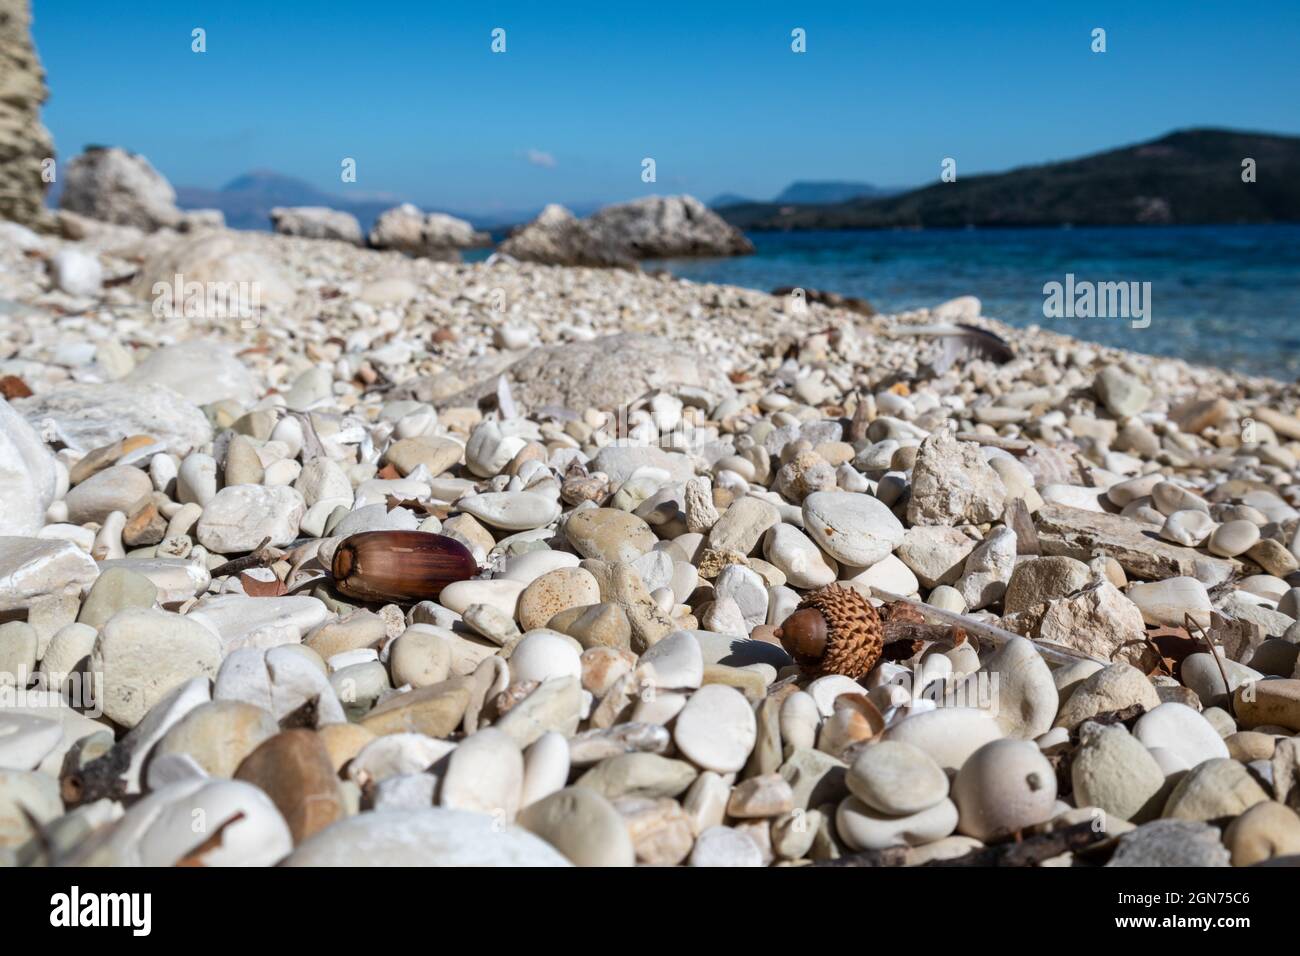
[835,795,958,851]
[498,549,581,585]
[842,553,919,596]
[638,630,704,689]
[1159,509,1216,547]
[763,523,838,588]
[1132,702,1230,769]
[673,684,756,773]
[952,739,1058,841]
[284,808,570,866]
[801,490,904,567]
[847,740,949,815]
[521,731,570,808]
[806,674,867,717]
[881,707,1005,772]
[689,825,764,866]
[712,564,769,630]
[458,491,561,531]
[440,727,525,821]
[1208,519,1260,558]
[510,631,583,684]
[439,578,527,618]
[1127,576,1213,628]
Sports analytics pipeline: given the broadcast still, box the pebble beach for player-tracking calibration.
[3,209,1300,869]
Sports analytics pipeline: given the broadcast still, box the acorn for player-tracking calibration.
[774,584,884,680]
[331,530,478,604]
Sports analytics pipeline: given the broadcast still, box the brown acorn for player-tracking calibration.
[774,584,883,680]
[331,530,478,604]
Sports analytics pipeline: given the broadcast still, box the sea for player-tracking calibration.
[636,225,1300,382]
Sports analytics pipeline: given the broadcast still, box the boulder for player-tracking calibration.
[14,382,212,456]
[414,333,735,415]
[59,146,181,230]
[498,204,637,269]
[499,196,753,267]
[269,206,362,244]
[368,203,487,258]
[585,195,754,259]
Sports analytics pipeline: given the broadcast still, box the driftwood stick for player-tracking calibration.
[813,821,1105,868]
[869,588,1108,666]
[811,845,910,867]
[923,822,1106,867]
[208,537,276,578]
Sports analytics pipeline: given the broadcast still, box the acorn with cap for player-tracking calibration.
[774,583,884,680]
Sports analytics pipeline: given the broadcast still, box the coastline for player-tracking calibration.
[5,221,1297,399]
[647,223,1300,382]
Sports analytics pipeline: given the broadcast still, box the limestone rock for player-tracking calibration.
[907,430,1006,526]
[368,203,488,257]
[270,206,362,244]
[60,146,181,230]
[15,382,213,456]
[419,333,734,415]
[0,0,55,227]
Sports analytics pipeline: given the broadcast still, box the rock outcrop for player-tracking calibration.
[368,203,489,259]
[270,206,362,244]
[587,195,755,259]
[60,146,183,231]
[498,204,639,269]
[0,0,55,228]
[499,196,754,268]
[404,333,736,415]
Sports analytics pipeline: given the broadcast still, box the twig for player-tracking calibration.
[811,821,1105,867]
[809,845,910,867]
[922,821,1105,867]
[1186,611,1234,717]
[869,588,1108,666]
[208,537,275,578]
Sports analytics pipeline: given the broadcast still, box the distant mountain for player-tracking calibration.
[717,129,1300,230]
[176,172,405,233]
[174,171,590,234]
[772,181,897,204]
[708,192,756,209]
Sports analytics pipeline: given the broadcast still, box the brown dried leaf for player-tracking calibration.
[239,570,287,597]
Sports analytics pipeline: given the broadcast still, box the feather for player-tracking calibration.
[495,374,520,420]
[889,322,1014,373]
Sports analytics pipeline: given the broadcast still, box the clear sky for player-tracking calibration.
[30,0,1300,215]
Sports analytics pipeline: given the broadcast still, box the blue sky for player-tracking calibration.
[31,0,1300,214]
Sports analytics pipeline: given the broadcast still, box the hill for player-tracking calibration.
[175,171,403,232]
[772,181,897,204]
[717,129,1300,230]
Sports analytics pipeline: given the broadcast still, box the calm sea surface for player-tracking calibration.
[642,225,1300,381]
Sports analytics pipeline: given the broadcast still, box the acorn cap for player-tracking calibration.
[776,584,884,680]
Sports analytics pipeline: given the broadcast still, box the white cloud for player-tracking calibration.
[525,148,557,169]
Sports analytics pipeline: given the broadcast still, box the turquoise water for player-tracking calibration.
[647,225,1300,381]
